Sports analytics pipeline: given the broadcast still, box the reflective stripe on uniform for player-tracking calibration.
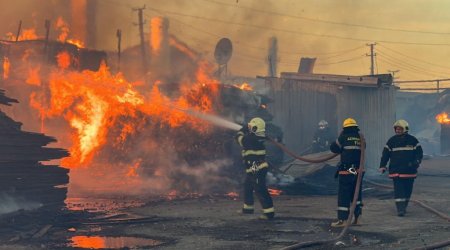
[337,206,349,211]
[245,162,269,173]
[242,149,266,156]
[237,133,244,146]
[395,198,407,202]
[384,145,391,151]
[243,204,254,209]
[263,207,275,213]
[389,173,417,178]
[392,147,415,151]
[343,145,361,150]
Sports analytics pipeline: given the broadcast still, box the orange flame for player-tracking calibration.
[67,39,85,48]
[436,112,450,125]
[6,28,39,41]
[56,17,85,48]
[268,188,282,196]
[26,66,41,86]
[56,17,70,42]
[29,56,219,168]
[150,17,165,55]
[233,82,253,91]
[3,57,10,79]
[57,51,71,69]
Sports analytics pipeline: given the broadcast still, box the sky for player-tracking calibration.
[1,0,450,89]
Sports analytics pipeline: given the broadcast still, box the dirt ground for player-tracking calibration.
[0,156,449,250]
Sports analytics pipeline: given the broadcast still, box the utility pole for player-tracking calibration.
[116,29,122,72]
[133,6,148,76]
[15,20,22,42]
[366,43,376,75]
[44,19,50,53]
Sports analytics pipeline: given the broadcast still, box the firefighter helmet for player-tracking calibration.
[343,118,358,128]
[318,120,328,129]
[393,119,409,132]
[248,117,265,135]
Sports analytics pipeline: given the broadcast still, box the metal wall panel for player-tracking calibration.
[264,77,396,174]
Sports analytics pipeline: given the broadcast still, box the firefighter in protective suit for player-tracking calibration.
[329,118,364,227]
[236,117,275,220]
[379,120,423,217]
[312,120,335,153]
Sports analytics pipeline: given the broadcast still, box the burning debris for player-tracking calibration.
[0,18,284,199]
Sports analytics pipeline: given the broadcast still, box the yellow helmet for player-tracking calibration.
[343,118,358,128]
[393,119,409,132]
[248,117,265,135]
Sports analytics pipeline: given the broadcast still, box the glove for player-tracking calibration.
[239,125,249,134]
[379,167,386,174]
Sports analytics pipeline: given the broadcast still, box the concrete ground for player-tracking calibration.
[0,156,449,249]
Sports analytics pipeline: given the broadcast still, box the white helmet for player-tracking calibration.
[318,120,328,129]
[393,119,409,132]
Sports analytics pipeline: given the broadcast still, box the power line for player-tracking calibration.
[377,56,447,79]
[144,6,450,46]
[377,51,449,76]
[200,0,450,36]
[378,43,450,70]
[145,8,367,58]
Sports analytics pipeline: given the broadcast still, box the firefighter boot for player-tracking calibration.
[331,220,347,228]
[352,215,361,226]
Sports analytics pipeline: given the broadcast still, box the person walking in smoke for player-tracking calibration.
[329,118,364,227]
[311,120,335,153]
[379,119,423,217]
[235,117,275,220]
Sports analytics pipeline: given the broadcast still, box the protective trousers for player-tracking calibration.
[337,174,363,221]
[393,178,414,214]
[242,168,274,218]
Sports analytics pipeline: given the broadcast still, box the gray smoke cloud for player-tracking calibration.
[0,193,42,215]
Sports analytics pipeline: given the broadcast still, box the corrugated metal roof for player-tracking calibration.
[281,72,380,88]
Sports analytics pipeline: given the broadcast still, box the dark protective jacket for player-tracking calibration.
[236,131,269,171]
[330,127,362,169]
[380,133,423,178]
[313,128,335,147]
[312,127,335,153]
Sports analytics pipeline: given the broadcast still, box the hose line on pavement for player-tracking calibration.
[279,133,366,250]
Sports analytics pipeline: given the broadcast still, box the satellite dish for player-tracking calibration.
[214,38,233,65]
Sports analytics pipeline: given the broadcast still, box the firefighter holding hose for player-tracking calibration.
[329,118,364,227]
[235,117,275,220]
[379,119,423,217]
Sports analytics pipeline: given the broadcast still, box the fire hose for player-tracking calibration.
[275,133,366,250]
[268,138,338,163]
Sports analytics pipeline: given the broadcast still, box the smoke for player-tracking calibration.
[0,193,42,215]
